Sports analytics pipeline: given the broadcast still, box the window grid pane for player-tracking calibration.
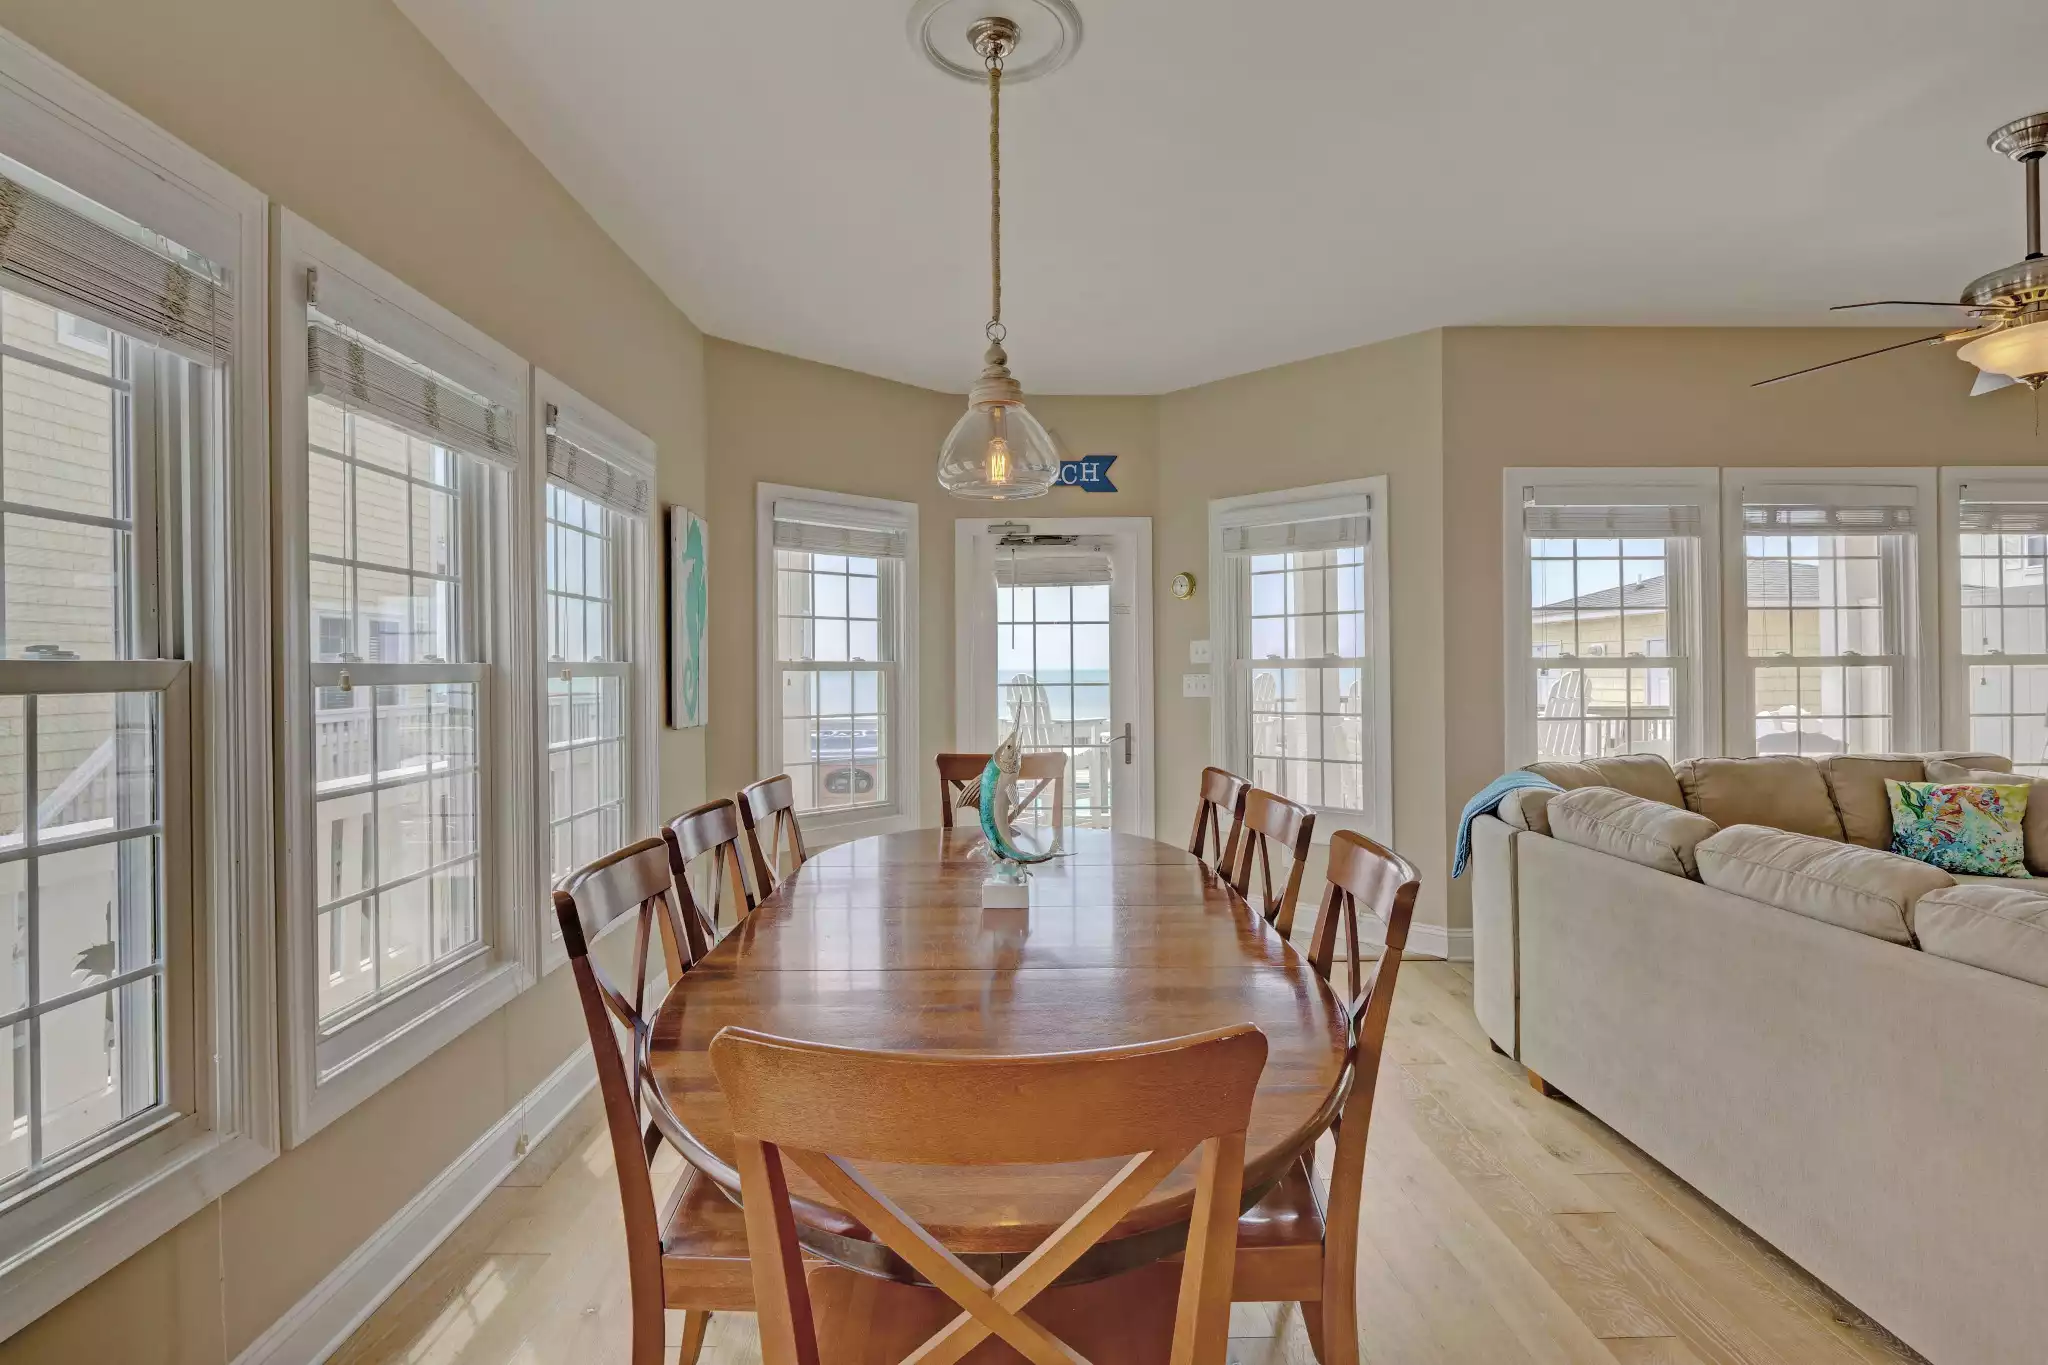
[1960,532,2048,773]
[775,546,890,816]
[543,484,632,899]
[308,395,481,1025]
[998,581,1113,827]
[1242,547,1367,813]
[1528,536,1677,761]
[0,286,173,1192]
[1744,533,1896,757]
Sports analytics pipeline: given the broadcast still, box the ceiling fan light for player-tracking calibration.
[1958,319,2048,386]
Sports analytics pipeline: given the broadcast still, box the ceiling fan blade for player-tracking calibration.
[1751,333,1955,388]
[1829,300,1980,312]
[1971,369,2020,396]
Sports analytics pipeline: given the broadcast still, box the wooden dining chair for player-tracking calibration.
[738,774,809,898]
[664,798,756,959]
[1188,766,1250,872]
[1224,829,1418,1365]
[936,751,1067,829]
[553,839,761,1365]
[1230,788,1316,937]
[711,1023,1270,1365]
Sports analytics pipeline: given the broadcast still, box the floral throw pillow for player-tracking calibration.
[1885,779,2033,877]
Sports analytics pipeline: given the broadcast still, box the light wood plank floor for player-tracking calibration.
[331,963,1926,1365]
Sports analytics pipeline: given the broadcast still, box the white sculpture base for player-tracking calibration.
[981,863,1032,908]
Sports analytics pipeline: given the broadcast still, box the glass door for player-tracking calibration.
[955,519,1152,836]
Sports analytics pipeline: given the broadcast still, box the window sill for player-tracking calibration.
[0,1122,273,1343]
[287,956,528,1146]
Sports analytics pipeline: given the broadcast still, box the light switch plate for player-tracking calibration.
[1182,672,1213,698]
[1189,639,1212,665]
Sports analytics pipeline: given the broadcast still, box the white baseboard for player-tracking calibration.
[232,1045,596,1365]
[1359,913,1471,962]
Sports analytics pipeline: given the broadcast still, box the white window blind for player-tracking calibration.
[0,170,232,364]
[1522,485,1704,538]
[305,268,520,468]
[993,545,1113,589]
[545,403,650,516]
[1220,513,1367,554]
[773,498,909,560]
[1741,484,1919,531]
[1958,481,2048,536]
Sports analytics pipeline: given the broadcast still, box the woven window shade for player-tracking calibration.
[547,432,650,516]
[994,547,1114,588]
[307,318,518,467]
[1958,482,2048,536]
[0,172,232,363]
[1221,514,1367,554]
[773,499,908,560]
[1741,485,1918,532]
[1522,487,1702,538]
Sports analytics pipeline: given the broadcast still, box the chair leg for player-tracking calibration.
[1309,1290,1359,1365]
[677,1310,711,1364]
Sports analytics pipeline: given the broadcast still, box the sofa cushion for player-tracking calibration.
[1694,824,1952,944]
[1547,787,1719,879]
[1915,884,2048,989]
[1496,786,1559,835]
[1675,756,1844,840]
[1523,754,1682,807]
[1820,752,2013,849]
[1885,778,2033,878]
[1927,761,2048,877]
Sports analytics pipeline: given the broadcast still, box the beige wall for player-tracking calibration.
[703,340,1158,827]
[1438,325,2048,927]
[0,0,707,1360]
[1156,332,1449,930]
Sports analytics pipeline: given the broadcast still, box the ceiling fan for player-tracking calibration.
[1756,111,2048,394]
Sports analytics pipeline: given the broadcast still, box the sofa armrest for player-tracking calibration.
[1469,814,1519,1057]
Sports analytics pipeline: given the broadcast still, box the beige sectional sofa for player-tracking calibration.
[1469,751,2048,1365]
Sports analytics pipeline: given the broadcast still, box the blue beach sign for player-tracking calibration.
[1056,454,1118,493]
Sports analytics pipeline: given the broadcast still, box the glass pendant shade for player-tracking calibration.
[1958,319,2048,386]
[937,340,1057,498]
[938,396,1056,498]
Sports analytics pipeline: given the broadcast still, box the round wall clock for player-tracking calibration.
[1171,572,1197,600]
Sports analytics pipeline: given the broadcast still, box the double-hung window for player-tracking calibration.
[538,374,657,906]
[756,487,917,839]
[1732,476,1933,756]
[1507,474,1717,764]
[279,212,531,1142]
[1210,479,1390,839]
[1947,473,2048,773]
[0,38,272,1338]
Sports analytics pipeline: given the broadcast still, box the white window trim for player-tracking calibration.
[1500,467,1724,766]
[1721,467,1938,756]
[1939,467,2048,753]
[275,211,535,1147]
[1208,478,1392,847]
[0,28,277,1343]
[533,369,658,973]
[754,483,921,844]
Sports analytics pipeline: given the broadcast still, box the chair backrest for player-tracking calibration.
[554,839,703,1365]
[1306,829,1418,1309]
[663,798,755,958]
[738,775,809,898]
[1187,766,1249,871]
[1229,788,1315,937]
[937,751,1067,829]
[713,1024,1267,1365]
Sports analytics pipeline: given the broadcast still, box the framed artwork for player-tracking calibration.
[668,506,708,728]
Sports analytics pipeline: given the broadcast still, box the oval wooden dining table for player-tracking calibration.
[647,825,1350,1285]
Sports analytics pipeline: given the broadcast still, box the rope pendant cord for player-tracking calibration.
[987,48,1004,342]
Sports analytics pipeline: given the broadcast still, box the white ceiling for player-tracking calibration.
[395,0,2048,395]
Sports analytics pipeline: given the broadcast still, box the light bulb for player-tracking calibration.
[986,435,1012,485]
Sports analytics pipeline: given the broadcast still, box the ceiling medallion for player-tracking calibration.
[929,9,1077,501]
[907,0,1081,85]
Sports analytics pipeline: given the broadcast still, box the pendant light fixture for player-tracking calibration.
[934,14,1060,499]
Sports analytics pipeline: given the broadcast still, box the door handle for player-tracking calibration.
[1118,722,1133,765]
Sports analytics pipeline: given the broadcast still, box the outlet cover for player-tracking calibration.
[1189,639,1212,665]
[1182,672,1213,698]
